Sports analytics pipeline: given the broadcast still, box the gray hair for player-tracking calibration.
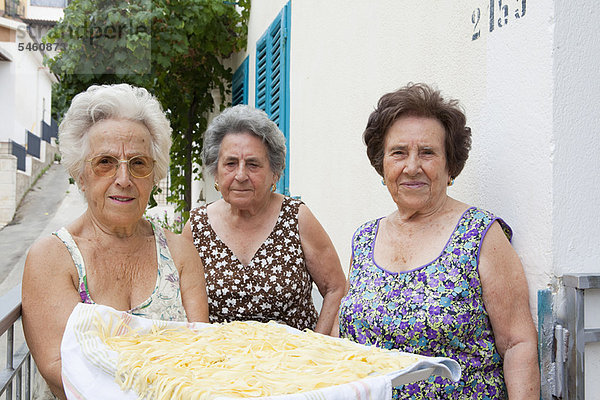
[58,83,172,185]
[202,105,286,177]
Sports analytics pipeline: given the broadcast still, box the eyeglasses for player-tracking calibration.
[86,155,155,178]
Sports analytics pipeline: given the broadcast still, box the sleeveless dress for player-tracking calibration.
[339,207,511,399]
[189,196,318,330]
[53,221,187,322]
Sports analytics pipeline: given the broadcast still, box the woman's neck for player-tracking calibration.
[80,209,150,240]
[392,195,453,226]
[226,192,277,220]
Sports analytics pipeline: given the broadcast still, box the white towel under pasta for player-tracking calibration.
[61,303,460,400]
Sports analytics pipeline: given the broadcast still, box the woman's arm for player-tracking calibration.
[22,236,81,400]
[181,219,193,242]
[298,205,346,335]
[479,221,540,399]
[329,276,350,337]
[167,228,209,322]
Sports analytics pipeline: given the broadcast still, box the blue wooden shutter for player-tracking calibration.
[232,57,249,106]
[255,38,268,112]
[255,1,290,195]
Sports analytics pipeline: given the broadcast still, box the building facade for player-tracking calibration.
[193,1,600,396]
[0,0,61,227]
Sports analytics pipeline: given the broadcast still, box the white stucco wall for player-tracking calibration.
[0,61,17,142]
[461,1,555,307]
[553,1,600,280]
[14,43,52,140]
[554,1,600,396]
[0,18,23,143]
[0,18,54,143]
[26,5,63,21]
[0,17,56,226]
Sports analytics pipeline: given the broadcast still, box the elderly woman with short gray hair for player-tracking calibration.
[182,105,346,334]
[22,84,209,399]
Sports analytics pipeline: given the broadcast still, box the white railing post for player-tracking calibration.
[563,273,600,400]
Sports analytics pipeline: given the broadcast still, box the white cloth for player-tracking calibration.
[61,303,460,400]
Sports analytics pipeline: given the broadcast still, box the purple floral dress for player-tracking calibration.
[339,207,511,399]
[53,221,187,321]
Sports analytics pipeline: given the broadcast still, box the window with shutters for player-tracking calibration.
[255,1,290,195]
[232,57,249,106]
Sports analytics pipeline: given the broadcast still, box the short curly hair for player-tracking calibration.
[363,83,472,179]
[59,84,172,186]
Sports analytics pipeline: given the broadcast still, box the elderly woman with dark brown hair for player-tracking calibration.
[336,83,540,399]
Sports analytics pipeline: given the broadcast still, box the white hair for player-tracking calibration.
[59,84,172,185]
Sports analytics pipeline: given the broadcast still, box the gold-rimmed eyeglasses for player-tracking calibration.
[86,155,155,179]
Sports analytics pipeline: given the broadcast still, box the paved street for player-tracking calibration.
[0,163,87,295]
[0,162,86,396]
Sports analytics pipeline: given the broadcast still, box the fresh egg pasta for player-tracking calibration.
[99,319,420,399]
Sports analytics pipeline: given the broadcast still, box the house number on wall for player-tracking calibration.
[471,0,526,40]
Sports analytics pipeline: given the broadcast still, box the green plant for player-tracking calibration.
[147,186,162,209]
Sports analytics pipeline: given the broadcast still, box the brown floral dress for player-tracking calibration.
[189,196,318,330]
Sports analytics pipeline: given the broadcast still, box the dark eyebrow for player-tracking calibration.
[388,145,407,151]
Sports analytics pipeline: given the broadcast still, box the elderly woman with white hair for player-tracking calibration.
[22,84,209,399]
[182,105,346,335]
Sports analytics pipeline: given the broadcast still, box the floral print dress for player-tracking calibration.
[53,221,187,322]
[189,196,318,330]
[339,207,511,399]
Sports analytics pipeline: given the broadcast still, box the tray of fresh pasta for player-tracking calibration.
[61,303,460,400]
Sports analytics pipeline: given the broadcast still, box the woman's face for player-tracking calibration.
[216,132,277,210]
[79,118,155,229]
[382,115,450,214]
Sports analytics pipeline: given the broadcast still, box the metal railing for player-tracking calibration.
[563,273,600,400]
[0,284,32,399]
